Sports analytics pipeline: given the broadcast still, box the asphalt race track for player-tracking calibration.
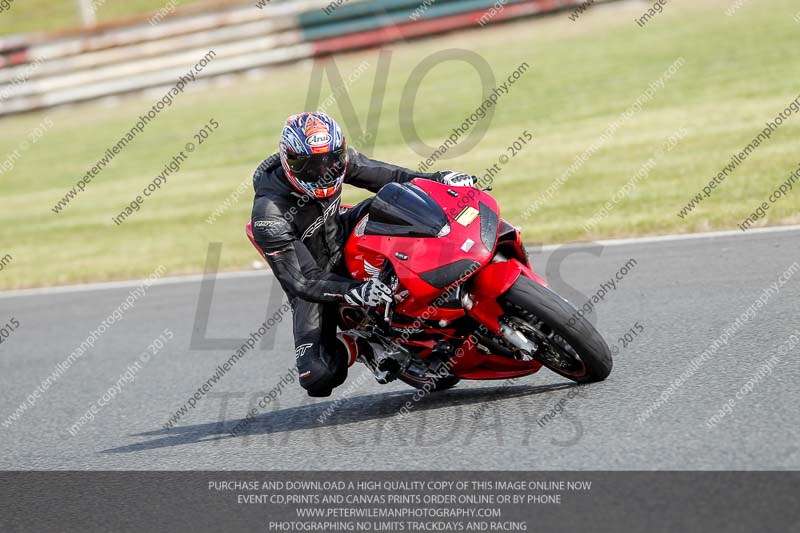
[1,227,798,470]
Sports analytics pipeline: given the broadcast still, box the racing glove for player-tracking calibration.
[439,171,478,187]
[344,279,393,307]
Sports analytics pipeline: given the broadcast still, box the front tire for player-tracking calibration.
[499,276,612,383]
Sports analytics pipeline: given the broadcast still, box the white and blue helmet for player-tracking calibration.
[279,112,348,199]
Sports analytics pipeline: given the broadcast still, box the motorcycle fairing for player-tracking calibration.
[345,179,499,305]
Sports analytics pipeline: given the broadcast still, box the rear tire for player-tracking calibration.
[500,276,612,383]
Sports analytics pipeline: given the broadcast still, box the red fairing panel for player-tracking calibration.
[345,179,499,307]
[467,258,546,333]
[447,329,542,378]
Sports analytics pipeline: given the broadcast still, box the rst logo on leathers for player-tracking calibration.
[301,198,340,241]
[253,219,282,237]
[295,343,313,359]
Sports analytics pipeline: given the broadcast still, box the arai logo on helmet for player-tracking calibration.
[307,132,332,147]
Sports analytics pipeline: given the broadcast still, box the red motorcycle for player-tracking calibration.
[250,178,612,392]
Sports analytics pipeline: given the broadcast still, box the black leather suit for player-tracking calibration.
[250,148,445,396]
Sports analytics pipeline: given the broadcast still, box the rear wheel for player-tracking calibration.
[498,276,612,383]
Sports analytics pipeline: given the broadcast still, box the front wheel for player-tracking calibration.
[498,276,612,383]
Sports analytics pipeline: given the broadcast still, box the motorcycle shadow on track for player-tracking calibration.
[102,382,579,454]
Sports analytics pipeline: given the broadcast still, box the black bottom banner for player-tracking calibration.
[1,471,797,532]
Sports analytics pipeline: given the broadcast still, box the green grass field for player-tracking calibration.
[1,0,799,289]
[0,0,208,36]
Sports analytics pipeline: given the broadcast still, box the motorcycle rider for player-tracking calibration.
[250,112,475,397]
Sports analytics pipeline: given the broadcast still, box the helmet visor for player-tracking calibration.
[286,147,347,187]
